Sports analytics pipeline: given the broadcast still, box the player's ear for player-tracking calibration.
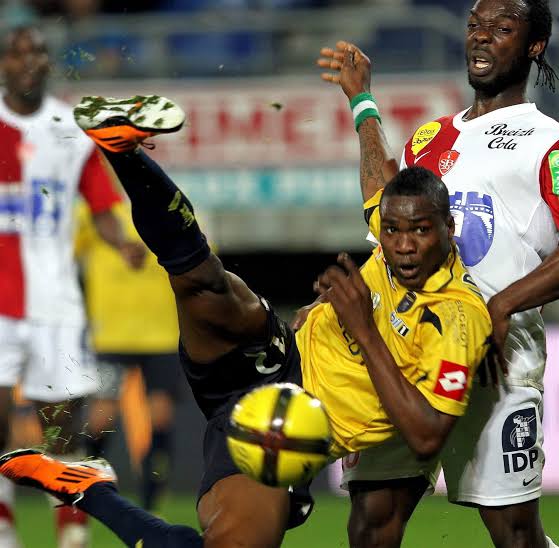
[447,214,455,240]
[528,39,546,60]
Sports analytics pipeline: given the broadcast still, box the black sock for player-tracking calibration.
[141,428,172,511]
[78,483,203,547]
[103,149,210,275]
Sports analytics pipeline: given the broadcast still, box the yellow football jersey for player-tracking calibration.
[75,201,179,353]
[297,189,492,458]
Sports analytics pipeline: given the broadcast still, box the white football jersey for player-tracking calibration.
[0,95,119,325]
[401,103,559,388]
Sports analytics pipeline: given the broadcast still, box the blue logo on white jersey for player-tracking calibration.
[31,178,65,236]
[449,191,494,267]
[0,184,24,233]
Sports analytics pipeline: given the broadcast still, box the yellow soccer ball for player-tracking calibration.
[227,383,331,488]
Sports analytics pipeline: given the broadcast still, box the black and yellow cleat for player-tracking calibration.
[73,95,185,152]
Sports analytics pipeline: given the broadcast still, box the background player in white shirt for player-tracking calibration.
[318,0,559,547]
[0,25,144,548]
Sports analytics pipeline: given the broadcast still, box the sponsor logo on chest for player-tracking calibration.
[389,292,417,337]
[485,123,535,150]
[390,311,410,337]
[411,121,442,155]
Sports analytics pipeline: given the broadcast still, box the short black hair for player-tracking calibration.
[381,166,450,220]
[525,0,558,92]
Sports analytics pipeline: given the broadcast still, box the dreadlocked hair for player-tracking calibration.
[525,0,558,92]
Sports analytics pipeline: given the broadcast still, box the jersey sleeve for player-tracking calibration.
[400,144,410,170]
[78,149,121,214]
[539,140,559,229]
[363,188,383,242]
[414,300,491,416]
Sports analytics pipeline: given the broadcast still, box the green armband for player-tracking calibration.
[350,92,381,131]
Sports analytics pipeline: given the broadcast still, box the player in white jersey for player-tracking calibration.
[317,0,559,546]
[0,25,144,547]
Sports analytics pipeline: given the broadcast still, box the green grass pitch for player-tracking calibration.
[12,492,559,546]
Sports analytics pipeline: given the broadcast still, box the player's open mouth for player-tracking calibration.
[469,52,493,76]
[396,264,420,279]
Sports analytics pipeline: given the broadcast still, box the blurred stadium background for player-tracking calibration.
[3,0,559,546]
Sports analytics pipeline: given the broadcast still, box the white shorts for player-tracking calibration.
[441,381,544,507]
[0,316,100,402]
[340,433,440,492]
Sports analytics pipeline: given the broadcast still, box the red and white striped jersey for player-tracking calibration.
[0,95,120,324]
[402,102,559,387]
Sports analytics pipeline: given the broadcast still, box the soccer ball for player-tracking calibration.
[227,383,331,488]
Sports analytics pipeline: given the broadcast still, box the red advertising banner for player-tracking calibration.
[64,77,465,169]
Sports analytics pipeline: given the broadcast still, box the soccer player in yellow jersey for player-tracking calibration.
[298,175,490,459]
[0,96,491,548]
[318,3,559,545]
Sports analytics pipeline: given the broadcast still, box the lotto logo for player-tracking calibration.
[434,361,468,401]
[439,371,466,391]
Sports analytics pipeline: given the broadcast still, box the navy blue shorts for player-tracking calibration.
[183,301,314,529]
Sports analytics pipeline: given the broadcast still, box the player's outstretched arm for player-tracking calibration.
[315,253,457,459]
[317,41,398,202]
[485,246,559,382]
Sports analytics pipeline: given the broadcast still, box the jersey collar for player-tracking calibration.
[421,247,457,293]
[453,102,537,132]
[384,246,457,294]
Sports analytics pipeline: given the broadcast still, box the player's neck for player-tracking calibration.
[2,93,43,116]
[465,84,529,121]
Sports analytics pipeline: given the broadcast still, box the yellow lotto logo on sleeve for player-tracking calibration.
[411,121,441,155]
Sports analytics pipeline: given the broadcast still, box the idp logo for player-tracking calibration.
[449,191,494,266]
[502,408,537,452]
[502,408,539,474]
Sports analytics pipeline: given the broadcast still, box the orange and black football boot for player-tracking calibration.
[0,449,116,505]
[73,95,185,152]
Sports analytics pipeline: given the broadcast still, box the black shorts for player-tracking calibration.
[96,352,186,401]
[182,300,314,529]
[199,408,314,530]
